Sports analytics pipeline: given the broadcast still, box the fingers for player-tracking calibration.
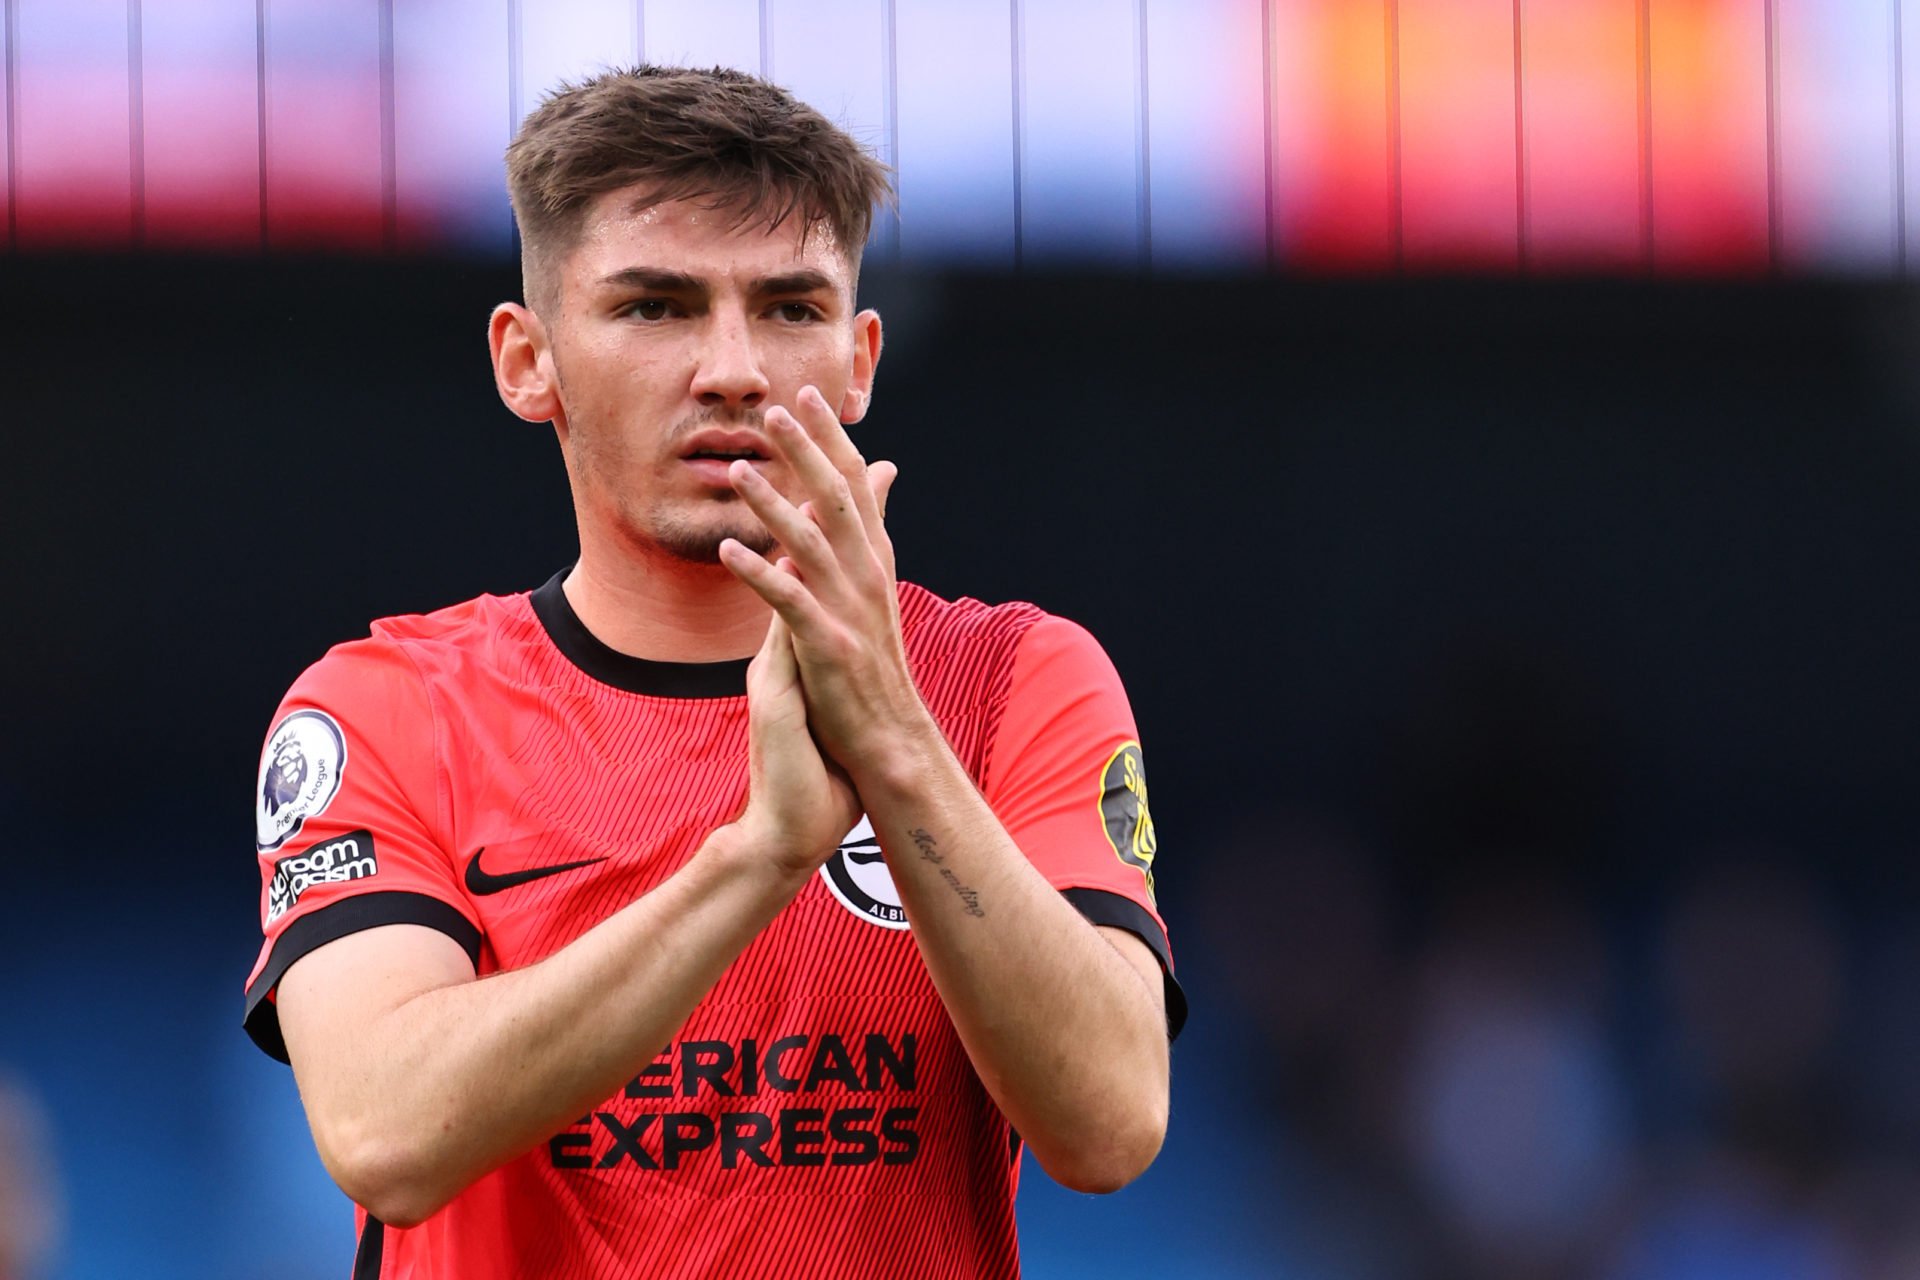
[768,386,887,542]
[794,384,878,506]
[798,464,897,531]
[727,459,843,589]
[726,388,899,633]
[765,403,864,547]
[719,537,821,629]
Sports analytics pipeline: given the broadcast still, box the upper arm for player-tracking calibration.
[242,637,481,1063]
[984,616,1186,1038]
[277,924,478,1101]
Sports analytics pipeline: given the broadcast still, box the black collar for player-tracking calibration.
[529,569,751,698]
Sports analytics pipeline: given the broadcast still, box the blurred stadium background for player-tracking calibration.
[7,2,1920,1277]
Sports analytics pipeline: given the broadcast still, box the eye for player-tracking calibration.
[625,298,674,321]
[773,301,821,323]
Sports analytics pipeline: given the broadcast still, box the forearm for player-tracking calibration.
[286,824,808,1224]
[712,388,1169,1186]
[851,722,1170,1193]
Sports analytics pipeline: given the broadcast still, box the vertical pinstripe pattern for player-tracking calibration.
[359,581,1047,1276]
[127,0,144,247]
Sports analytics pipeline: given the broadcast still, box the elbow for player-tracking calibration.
[1038,1099,1169,1196]
[351,1183,447,1233]
[314,1122,455,1230]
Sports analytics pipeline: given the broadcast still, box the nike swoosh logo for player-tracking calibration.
[464,847,607,896]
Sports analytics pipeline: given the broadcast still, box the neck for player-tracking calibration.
[564,530,772,664]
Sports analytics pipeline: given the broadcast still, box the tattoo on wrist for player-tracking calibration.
[908,827,941,863]
[907,827,985,918]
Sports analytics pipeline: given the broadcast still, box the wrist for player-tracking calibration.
[843,709,953,803]
[703,820,818,895]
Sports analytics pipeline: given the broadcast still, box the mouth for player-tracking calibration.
[679,428,772,466]
[678,432,772,491]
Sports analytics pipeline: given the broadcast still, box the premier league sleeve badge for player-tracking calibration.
[255,709,348,851]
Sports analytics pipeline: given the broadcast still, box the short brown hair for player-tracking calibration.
[506,65,892,313]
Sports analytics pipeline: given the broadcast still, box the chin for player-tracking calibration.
[643,512,777,566]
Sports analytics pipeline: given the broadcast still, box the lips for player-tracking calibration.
[679,429,770,462]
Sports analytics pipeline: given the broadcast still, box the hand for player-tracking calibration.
[717,385,921,771]
[733,611,861,877]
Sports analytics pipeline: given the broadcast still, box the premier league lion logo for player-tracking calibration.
[255,709,347,850]
[263,737,309,817]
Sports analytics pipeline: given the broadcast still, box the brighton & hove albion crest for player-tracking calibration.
[818,814,908,930]
[256,709,347,851]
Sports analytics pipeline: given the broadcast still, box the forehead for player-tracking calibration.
[565,188,853,293]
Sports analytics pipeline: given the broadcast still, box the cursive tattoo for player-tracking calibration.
[907,827,985,917]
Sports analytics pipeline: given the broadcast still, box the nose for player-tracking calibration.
[689,307,770,411]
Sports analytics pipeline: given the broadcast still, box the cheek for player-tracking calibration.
[562,344,663,427]
[785,338,856,400]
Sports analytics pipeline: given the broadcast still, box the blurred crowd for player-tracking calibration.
[1191,643,1920,1280]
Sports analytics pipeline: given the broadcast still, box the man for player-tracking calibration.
[242,65,1183,1278]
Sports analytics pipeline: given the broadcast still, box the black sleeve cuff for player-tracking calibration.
[1061,888,1189,1040]
[243,891,483,1063]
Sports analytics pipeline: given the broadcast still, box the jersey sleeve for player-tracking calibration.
[241,635,481,1063]
[983,615,1186,1037]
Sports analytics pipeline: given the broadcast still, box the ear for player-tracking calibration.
[489,303,562,424]
[839,308,884,424]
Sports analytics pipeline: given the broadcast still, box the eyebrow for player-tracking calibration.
[596,267,703,293]
[755,269,837,296]
[595,267,838,297]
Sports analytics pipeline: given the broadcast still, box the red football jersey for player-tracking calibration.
[244,572,1182,1280]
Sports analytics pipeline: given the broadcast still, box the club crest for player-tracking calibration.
[818,814,908,930]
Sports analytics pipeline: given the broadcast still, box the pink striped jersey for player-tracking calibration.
[243,570,1182,1279]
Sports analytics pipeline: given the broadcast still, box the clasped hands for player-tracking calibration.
[718,386,922,871]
